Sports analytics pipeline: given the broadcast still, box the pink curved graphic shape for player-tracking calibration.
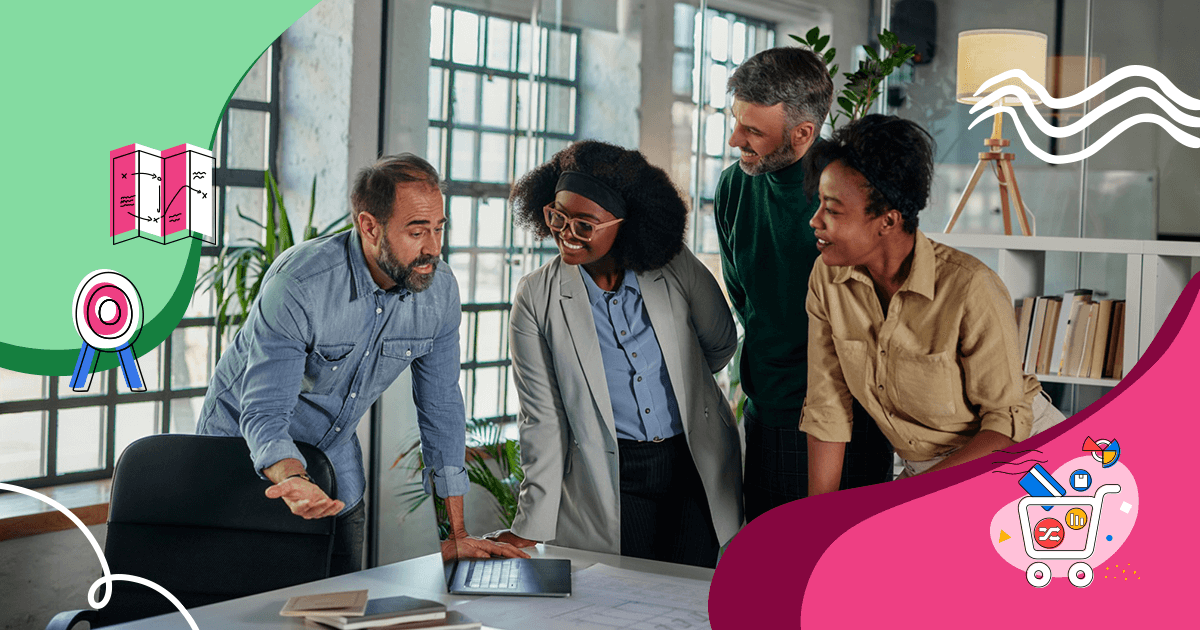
[710,271,1200,627]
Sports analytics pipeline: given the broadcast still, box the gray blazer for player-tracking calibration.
[508,248,744,555]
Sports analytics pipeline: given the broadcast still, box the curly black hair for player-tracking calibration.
[510,140,688,272]
[804,114,936,234]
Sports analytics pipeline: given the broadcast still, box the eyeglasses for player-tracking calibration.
[543,204,624,242]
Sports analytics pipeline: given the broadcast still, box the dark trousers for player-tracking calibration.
[618,434,719,568]
[330,499,366,576]
[743,398,893,523]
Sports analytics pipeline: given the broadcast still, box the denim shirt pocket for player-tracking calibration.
[380,337,434,368]
[302,343,356,395]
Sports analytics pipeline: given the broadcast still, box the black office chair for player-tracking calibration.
[46,434,338,629]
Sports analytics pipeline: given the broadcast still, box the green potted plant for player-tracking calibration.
[791,27,917,128]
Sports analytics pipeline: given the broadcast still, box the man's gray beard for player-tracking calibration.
[377,232,438,292]
[737,131,798,176]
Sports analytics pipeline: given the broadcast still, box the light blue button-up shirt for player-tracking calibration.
[579,267,683,441]
[197,229,469,511]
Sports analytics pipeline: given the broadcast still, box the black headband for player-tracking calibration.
[554,171,627,219]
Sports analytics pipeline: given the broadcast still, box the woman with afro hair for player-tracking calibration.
[799,115,1065,495]
[487,140,743,567]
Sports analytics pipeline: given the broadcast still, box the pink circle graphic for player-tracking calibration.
[84,284,130,338]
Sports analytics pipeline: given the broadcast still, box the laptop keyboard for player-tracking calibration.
[466,559,521,590]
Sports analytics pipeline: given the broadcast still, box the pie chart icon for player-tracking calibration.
[1083,437,1121,468]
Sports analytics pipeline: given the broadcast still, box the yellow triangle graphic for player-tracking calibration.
[998,530,1011,543]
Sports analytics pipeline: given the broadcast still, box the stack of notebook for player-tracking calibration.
[281,590,480,630]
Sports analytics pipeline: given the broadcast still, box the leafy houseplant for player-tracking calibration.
[394,418,524,538]
[790,27,917,129]
[196,172,350,337]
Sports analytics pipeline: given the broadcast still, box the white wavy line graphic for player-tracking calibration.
[969,106,1200,165]
[0,482,200,630]
[961,65,1200,165]
[972,65,1200,111]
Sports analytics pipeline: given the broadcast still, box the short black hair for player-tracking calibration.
[510,140,687,272]
[727,47,834,129]
[351,154,443,225]
[805,115,935,234]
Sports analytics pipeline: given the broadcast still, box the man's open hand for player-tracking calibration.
[441,536,532,561]
[265,477,344,519]
[485,529,539,548]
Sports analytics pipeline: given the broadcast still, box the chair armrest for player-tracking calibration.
[45,609,97,630]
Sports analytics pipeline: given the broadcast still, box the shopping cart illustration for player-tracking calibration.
[1018,484,1121,588]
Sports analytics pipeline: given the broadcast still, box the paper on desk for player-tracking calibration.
[454,564,711,630]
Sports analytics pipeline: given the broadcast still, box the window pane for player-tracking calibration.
[709,62,728,109]
[480,76,511,128]
[188,257,216,318]
[674,4,695,48]
[547,30,576,80]
[170,397,205,434]
[515,79,537,131]
[223,186,266,245]
[710,15,729,62]
[232,48,270,102]
[479,133,509,184]
[451,10,480,65]
[452,72,479,124]
[731,21,747,65]
[486,18,513,71]
[516,23,535,74]
[449,252,473,303]
[545,85,575,134]
[472,366,502,418]
[429,68,446,121]
[705,111,726,157]
[57,406,105,475]
[450,130,478,180]
[58,370,107,398]
[226,109,269,170]
[119,344,162,394]
[673,52,693,97]
[459,313,473,364]
[448,196,473,248]
[476,310,503,363]
[427,127,445,175]
[476,197,506,248]
[0,368,46,402]
[475,253,506,303]
[114,402,158,464]
[430,5,446,60]
[171,327,213,389]
[0,411,44,481]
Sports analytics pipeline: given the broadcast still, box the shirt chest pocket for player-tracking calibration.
[380,337,434,370]
[303,343,356,395]
[890,348,960,419]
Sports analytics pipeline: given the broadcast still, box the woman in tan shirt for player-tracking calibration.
[799,115,1064,495]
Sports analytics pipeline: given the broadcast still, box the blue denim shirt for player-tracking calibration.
[197,229,469,511]
[579,267,683,441]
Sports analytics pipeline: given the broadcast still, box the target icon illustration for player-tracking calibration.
[70,270,146,392]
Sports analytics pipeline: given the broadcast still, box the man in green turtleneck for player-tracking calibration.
[715,47,893,522]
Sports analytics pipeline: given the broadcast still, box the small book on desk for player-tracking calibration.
[306,595,447,630]
[280,590,369,617]
[306,610,479,630]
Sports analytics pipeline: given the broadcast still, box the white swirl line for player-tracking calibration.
[0,482,200,630]
[969,85,1200,137]
[973,65,1200,111]
[968,105,1200,165]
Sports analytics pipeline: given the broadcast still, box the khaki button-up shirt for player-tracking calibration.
[799,230,1040,462]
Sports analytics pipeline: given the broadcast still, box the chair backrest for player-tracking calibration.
[95,434,337,626]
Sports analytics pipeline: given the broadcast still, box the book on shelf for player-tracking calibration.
[1061,300,1095,377]
[1076,303,1101,378]
[280,590,369,618]
[1107,301,1126,379]
[1016,297,1036,370]
[1086,300,1115,379]
[1024,297,1050,373]
[306,610,480,630]
[1052,289,1094,375]
[310,595,447,630]
[1035,297,1062,375]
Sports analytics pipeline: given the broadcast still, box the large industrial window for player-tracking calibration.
[428,4,579,434]
[0,42,281,488]
[671,4,775,255]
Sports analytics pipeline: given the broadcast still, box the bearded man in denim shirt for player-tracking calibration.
[198,155,526,574]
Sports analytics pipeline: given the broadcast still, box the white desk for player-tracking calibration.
[102,545,714,630]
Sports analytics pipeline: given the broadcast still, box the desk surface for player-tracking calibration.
[103,546,714,630]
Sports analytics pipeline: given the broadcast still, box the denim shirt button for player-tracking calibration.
[331,366,337,371]
[376,307,382,314]
[350,392,357,398]
[335,426,341,432]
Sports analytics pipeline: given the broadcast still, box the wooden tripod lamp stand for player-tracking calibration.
[944,29,1048,236]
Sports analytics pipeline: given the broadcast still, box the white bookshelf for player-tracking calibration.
[927,233,1200,388]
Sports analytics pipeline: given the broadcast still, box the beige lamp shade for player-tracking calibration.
[1047,54,1107,102]
[956,29,1048,105]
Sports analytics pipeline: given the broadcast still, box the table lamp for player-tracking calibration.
[944,29,1048,236]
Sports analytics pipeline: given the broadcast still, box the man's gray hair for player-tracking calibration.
[727,47,834,130]
[350,153,443,225]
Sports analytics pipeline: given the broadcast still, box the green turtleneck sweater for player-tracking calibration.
[714,155,820,427]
